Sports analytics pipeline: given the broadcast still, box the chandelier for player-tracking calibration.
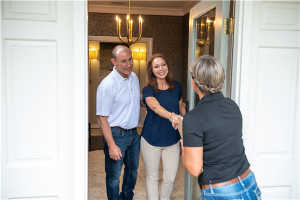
[116,0,143,46]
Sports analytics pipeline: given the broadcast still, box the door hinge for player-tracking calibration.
[224,18,234,35]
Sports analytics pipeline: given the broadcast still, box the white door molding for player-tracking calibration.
[73,1,88,199]
[0,1,2,197]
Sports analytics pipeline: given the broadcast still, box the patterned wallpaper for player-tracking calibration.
[88,13,184,83]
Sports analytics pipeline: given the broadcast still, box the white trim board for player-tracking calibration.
[0,1,2,197]
[73,1,88,198]
[88,2,199,16]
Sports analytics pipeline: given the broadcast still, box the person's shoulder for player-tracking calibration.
[98,71,115,89]
[143,84,153,91]
[172,80,181,91]
[130,71,137,78]
[173,80,181,85]
[183,112,202,127]
[187,105,205,120]
[173,80,181,88]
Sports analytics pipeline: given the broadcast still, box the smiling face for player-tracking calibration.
[152,57,169,80]
[111,49,133,78]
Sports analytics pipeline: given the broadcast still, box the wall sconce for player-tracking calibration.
[89,47,97,85]
[133,49,146,81]
[197,18,215,47]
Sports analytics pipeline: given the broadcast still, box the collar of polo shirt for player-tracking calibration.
[112,67,133,83]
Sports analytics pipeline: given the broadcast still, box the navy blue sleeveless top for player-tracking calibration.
[141,81,183,146]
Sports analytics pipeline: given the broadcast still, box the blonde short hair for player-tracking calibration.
[190,55,225,95]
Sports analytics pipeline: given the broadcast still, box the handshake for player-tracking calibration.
[169,113,183,137]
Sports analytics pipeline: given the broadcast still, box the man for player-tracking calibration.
[96,45,140,200]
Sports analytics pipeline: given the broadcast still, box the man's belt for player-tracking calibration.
[112,126,136,131]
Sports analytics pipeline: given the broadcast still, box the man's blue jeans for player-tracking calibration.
[103,127,140,200]
[201,171,262,200]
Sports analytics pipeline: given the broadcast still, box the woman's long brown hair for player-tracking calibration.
[145,53,174,93]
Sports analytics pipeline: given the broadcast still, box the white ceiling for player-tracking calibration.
[88,1,200,16]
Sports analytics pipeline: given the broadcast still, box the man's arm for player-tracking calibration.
[97,115,122,161]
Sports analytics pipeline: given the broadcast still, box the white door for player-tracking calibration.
[232,1,299,199]
[186,1,230,199]
[1,1,88,199]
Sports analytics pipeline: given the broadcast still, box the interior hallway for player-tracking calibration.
[88,128,185,199]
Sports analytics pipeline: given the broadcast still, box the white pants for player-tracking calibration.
[141,136,180,200]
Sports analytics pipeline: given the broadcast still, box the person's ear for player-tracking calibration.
[192,78,196,87]
[191,78,198,92]
[111,58,117,66]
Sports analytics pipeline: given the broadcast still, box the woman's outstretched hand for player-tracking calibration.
[171,114,181,130]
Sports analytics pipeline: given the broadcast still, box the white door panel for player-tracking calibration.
[1,1,88,199]
[234,1,299,199]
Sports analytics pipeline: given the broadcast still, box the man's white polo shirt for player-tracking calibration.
[96,67,140,129]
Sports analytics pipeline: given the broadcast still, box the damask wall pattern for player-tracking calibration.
[88,12,184,84]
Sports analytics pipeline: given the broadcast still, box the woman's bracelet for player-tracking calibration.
[169,112,174,121]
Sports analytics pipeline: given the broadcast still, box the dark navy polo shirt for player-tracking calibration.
[183,92,250,185]
[141,81,183,147]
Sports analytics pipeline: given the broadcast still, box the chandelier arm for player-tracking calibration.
[117,30,128,44]
[117,19,129,44]
[132,22,143,44]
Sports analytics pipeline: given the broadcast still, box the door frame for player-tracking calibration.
[73,1,88,198]
[230,0,254,106]
[0,1,2,197]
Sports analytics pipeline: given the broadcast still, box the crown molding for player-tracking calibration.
[89,4,185,16]
[182,1,200,16]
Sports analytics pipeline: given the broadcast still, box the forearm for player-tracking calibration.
[97,116,115,147]
[181,145,203,177]
[182,155,202,177]
[179,104,186,117]
[154,104,173,120]
[146,97,180,120]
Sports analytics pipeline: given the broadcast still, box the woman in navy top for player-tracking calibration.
[141,53,186,200]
